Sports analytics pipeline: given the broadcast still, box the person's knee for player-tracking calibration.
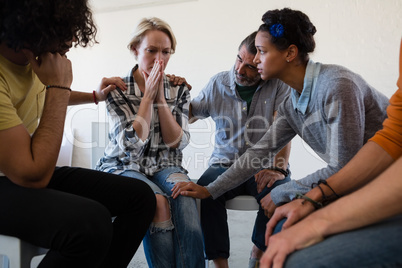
[197,167,222,186]
[166,172,189,184]
[62,201,113,257]
[154,194,171,222]
[77,202,113,243]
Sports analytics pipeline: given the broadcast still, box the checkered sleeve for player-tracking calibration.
[173,84,191,151]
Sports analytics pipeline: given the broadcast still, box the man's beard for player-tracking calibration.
[235,71,260,86]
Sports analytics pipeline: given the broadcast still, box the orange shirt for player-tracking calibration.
[370,41,402,159]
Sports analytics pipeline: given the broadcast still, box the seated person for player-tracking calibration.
[260,39,402,268]
[172,9,389,268]
[0,1,156,267]
[190,31,291,268]
[96,17,204,267]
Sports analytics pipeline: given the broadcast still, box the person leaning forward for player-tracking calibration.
[0,1,156,267]
[188,31,292,268]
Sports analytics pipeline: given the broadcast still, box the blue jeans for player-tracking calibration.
[197,164,291,260]
[120,167,204,268]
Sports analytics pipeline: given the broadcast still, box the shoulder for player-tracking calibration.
[318,64,368,94]
[195,70,232,98]
[167,79,190,100]
[206,70,232,89]
[318,64,363,85]
[261,78,290,91]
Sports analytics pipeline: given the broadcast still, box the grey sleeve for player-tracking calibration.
[205,110,297,199]
[190,80,214,119]
[271,78,372,204]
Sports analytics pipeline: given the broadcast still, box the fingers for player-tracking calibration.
[99,77,125,91]
[265,212,283,245]
[272,252,286,268]
[143,60,163,99]
[100,84,116,96]
[105,77,127,91]
[23,51,72,87]
[261,238,288,268]
[282,217,295,230]
[171,181,210,199]
[259,252,273,268]
[165,74,192,90]
[171,181,192,199]
[267,178,276,188]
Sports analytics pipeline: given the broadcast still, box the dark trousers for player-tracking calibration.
[0,167,156,268]
[197,164,290,260]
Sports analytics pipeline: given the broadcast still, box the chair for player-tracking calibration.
[226,195,259,210]
[0,132,73,268]
[204,196,258,268]
[0,235,48,268]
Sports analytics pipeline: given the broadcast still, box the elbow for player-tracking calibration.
[10,168,53,189]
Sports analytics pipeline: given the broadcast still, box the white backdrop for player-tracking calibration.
[65,0,402,181]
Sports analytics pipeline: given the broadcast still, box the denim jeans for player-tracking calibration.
[120,167,205,268]
[197,164,291,260]
[275,215,402,267]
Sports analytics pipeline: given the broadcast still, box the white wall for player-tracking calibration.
[65,0,402,180]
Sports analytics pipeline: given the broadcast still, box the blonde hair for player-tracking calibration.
[127,17,177,55]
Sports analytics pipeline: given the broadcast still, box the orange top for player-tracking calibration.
[370,41,402,159]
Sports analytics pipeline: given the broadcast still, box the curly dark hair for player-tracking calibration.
[0,0,97,55]
[258,8,316,61]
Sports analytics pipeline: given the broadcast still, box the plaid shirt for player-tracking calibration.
[96,65,190,176]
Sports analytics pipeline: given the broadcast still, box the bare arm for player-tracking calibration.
[68,77,127,105]
[0,51,72,188]
[156,75,185,148]
[260,154,402,268]
[157,99,184,148]
[307,141,393,202]
[265,140,394,240]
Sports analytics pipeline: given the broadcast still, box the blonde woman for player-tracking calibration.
[96,17,204,267]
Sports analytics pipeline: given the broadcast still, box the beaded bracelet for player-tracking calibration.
[295,193,323,210]
[92,90,98,105]
[46,85,71,91]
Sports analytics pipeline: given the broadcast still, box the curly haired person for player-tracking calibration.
[0,1,156,267]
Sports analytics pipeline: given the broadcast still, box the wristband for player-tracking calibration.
[93,90,98,105]
[46,85,71,91]
[268,166,289,177]
[295,193,323,209]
